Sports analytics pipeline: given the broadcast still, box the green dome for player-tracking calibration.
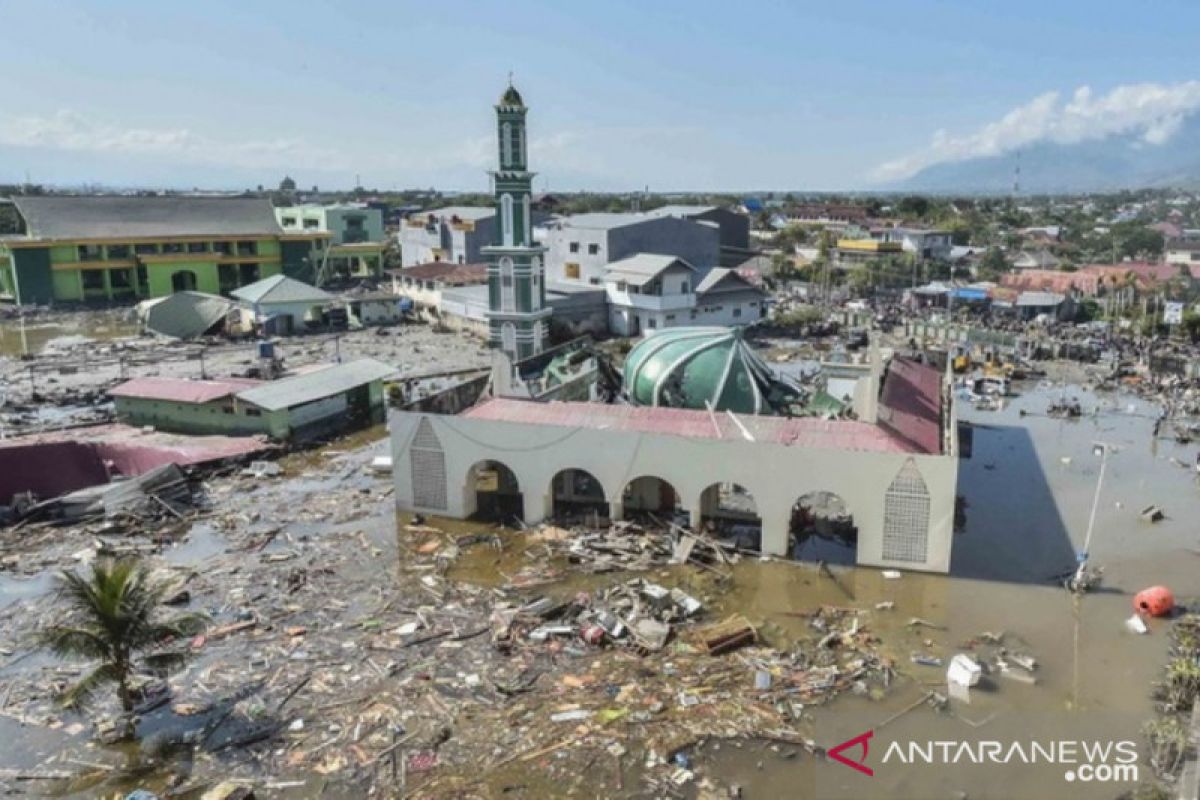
[622,327,793,415]
[499,84,525,106]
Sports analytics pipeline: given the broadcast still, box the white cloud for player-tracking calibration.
[872,81,1200,182]
[0,109,350,171]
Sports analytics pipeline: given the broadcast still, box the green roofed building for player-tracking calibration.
[621,326,802,415]
[0,195,327,305]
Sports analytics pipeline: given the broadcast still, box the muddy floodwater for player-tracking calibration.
[0,314,140,358]
[1,379,1197,799]
[694,381,1200,799]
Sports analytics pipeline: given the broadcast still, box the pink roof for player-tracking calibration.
[462,399,931,454]
[108,376,261,404]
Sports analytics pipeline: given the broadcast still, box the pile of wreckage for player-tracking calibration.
[5,463,200,529]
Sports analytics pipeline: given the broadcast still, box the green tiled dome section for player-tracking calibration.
[623,327,773,414]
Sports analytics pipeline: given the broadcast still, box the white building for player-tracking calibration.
[882,227,953,261]
[544,213,720,286]
[1165,239,1200,266]
[398,207,496,267]
[603,255,767,336]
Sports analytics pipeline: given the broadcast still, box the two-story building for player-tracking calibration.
[603,254,766,336]
[544,213,720,286]
[0,196,324,305]
[397,207,496,267]
[275,203,386,280]
[881,227,953,261]
[643,205,752,264]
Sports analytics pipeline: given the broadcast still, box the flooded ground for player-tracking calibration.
[0,373,1196,798]
[0,313,140,358]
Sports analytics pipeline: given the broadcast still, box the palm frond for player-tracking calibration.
[59,662,122,711]
[37,625,112,661]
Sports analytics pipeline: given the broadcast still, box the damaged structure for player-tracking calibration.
[391,333,960,573]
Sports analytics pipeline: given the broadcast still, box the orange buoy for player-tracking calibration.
[1133,586,1174,617]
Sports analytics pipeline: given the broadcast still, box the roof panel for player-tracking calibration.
[236,358,396,411]
[12,196,283,239]
[109,376,260,404]
[462,398,927,454]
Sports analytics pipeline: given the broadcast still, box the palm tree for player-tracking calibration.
[39,558,205,737]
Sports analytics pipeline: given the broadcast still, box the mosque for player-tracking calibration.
[390,84,960,573]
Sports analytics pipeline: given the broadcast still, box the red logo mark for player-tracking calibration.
[828,730,875,777]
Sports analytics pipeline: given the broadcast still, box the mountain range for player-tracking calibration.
[885,115,1200,194]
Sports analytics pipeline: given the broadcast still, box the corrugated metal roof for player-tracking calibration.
[877,358,943,455]
[236,358,395,411]
[463,398,925,454]
[231,274,333,305]
[11,196,282,239]
[141,291,234,339]
[109,376,261,404]
[604,254,694,286]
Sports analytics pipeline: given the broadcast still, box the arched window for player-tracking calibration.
[501,193,514,246]
[501,122,513,166]
[882,459,930,563]
[522,194,532,244]
[516,125,525,166]
[501,322,516,354]
[500,256,515,312]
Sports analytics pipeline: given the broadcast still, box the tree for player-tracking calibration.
[39,559,205,738]
[977,247,1010,281]
[897,195,930,219]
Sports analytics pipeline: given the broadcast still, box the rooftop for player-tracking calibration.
[236,358,396,411]
[420,206,495,222]
[10,196,283,240]
[231,274,333,305]
[604,253,695,286]
[557,212,648,231]
[390,261,488,284]
[463,398,932,454]
[108,376,261,404]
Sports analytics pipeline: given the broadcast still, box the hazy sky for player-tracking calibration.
[2,0,1200,192]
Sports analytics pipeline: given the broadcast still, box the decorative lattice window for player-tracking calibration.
[410,418,447,510]
[882,459,930,563]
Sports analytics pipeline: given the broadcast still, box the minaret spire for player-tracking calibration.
[482,80,550,361]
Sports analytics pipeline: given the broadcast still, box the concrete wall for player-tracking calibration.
[391,410,959,573]
[546,217,721,286]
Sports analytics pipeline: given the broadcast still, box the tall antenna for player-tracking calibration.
[1012,150,1021,198]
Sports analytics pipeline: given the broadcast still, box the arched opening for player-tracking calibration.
[550,468,609,522]
[622,476,683,524]
[466,460,522,524]
[171,270,198,292]
[790,491,858,565]
[699,482,760,549]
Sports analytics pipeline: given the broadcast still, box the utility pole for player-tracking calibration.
[1070,441,1113,592]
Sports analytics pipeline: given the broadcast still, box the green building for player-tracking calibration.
[108,358,394,441]
[482,83,551,361]
[275,203,387,282]
[0,196,326,305]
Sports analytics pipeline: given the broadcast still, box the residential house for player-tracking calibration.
[1165,238,1200,266]
[390,261,487,311]
[1012,249,1061,270]
[275,203,386,280]
[544,213,719,286]
[0,195,323,305]
[397,206,542,267]
[603,254,766,336]
[231,274,334,332]
[881,227,952,261]
[604,254,698,336]
[692,267,768,326]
